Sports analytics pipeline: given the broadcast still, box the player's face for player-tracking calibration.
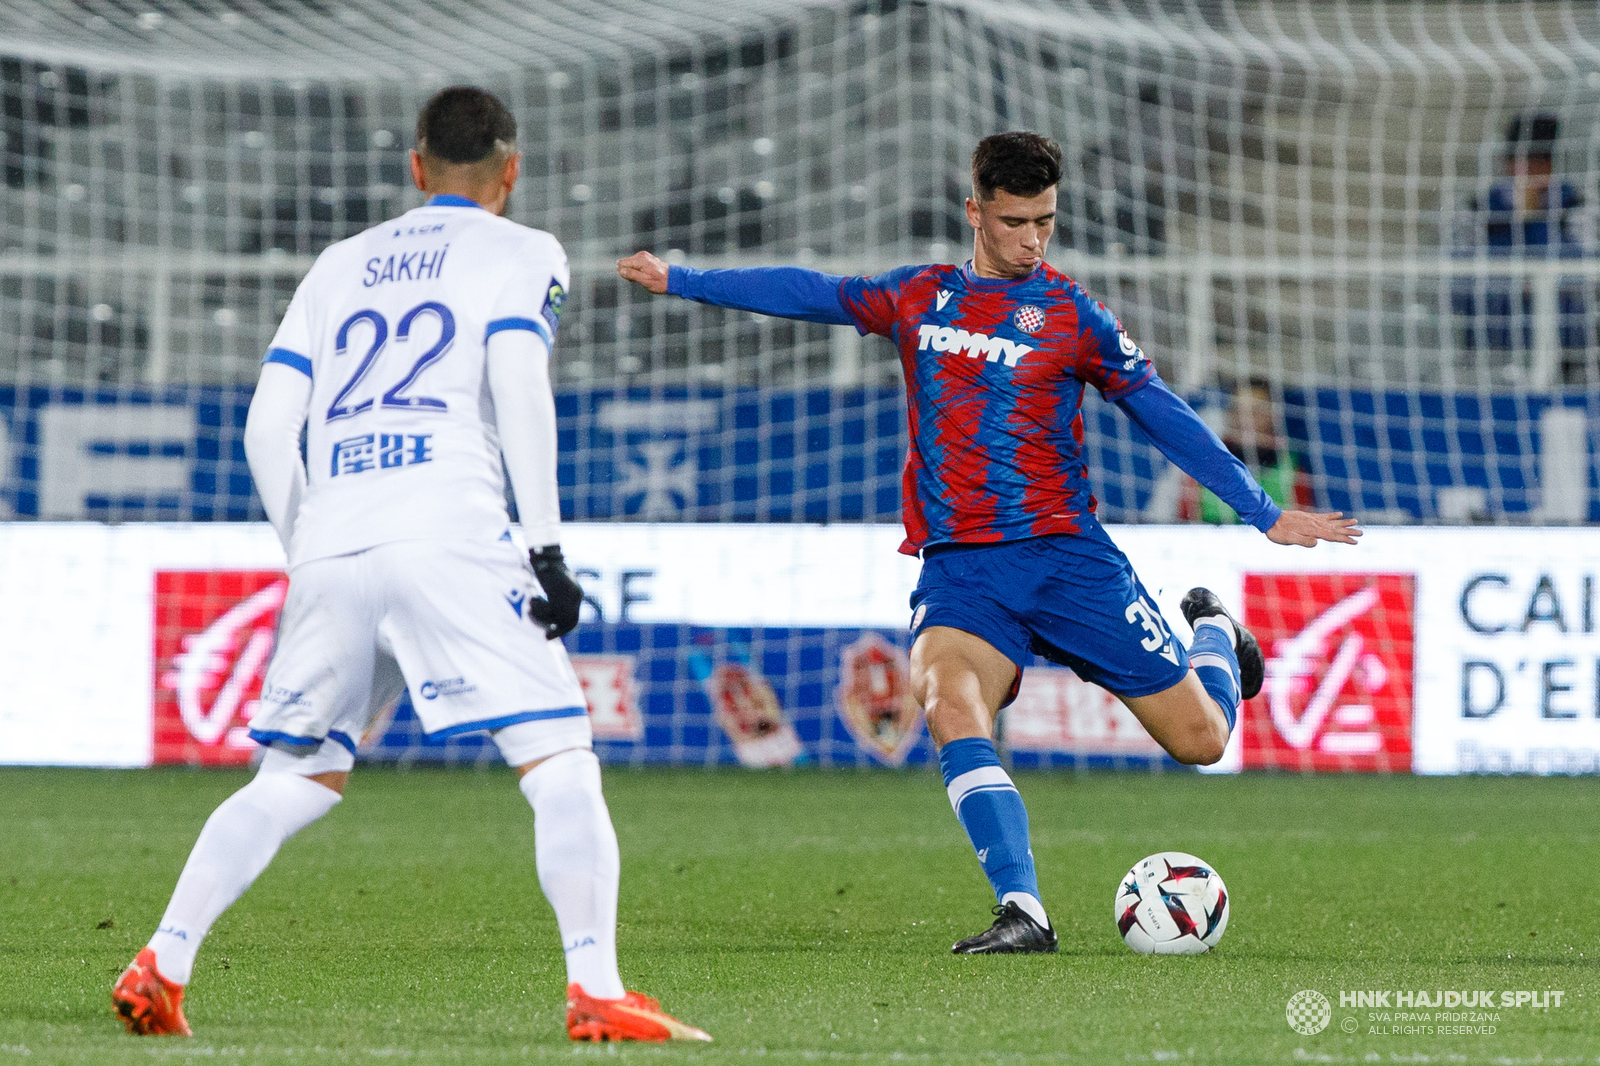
[966,186,1057,279]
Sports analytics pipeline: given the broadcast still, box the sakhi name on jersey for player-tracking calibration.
[263,197,569,567]
[839,261,1154,555]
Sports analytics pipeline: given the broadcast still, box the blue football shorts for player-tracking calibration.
[909,526,1190,701]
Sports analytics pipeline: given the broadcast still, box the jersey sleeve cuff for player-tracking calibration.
[485,316,554,348]
[520,521,561,547]
[263,347,312,377]
[1247,500,1284,533]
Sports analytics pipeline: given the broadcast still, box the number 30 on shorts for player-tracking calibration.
[1126,596,1180,665]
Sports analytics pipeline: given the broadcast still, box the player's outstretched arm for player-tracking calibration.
[1265,509,1362,547]
[1115,376,1361,549]
[616,250,856,326]
[1115,378,1282,531]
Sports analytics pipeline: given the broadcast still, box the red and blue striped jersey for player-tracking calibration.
[840,261,1155,555]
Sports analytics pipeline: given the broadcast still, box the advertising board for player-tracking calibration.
[1410,535,1600,774]
[4,523,1600,773]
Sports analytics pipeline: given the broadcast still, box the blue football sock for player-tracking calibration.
[938,737,1046,926]
[1189,618,1242,731]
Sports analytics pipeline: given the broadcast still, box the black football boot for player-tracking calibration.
[951,902,1058,955]
[1179,587,1264,700]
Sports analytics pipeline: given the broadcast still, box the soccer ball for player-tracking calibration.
[1114,851,1229,954]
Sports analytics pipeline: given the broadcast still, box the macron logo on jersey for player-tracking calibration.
[917,323,1032,367]
[935,290,953,311]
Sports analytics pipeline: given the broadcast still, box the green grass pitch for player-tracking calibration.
[2,767,1594,1064]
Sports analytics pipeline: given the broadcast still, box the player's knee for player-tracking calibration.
[917,684,980,742]
[923,694,988,746]
[1184,737,1227,767]
[306,770,349,795]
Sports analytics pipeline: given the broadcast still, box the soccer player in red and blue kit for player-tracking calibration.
[619,133,1359,953]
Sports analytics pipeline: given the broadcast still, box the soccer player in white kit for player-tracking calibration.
[112,87,710,1045]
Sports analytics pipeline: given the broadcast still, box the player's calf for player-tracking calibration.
[1120,586,1262,766]
[1163,696,1231,766]
[120,757,345,1039]
[1120,672,1230,765]
[913,627,1053,949]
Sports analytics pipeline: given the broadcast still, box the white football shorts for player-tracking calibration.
[249,537,590,770]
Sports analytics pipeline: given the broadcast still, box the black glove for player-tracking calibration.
[527,545,583,640]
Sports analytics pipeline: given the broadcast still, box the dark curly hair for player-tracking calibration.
[416,86,516,165]
[971,132,1062,201]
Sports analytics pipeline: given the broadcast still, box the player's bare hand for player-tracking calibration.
[617,251,670,294]
[1266,510,1363,547]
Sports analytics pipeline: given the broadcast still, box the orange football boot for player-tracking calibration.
[112,947,192,1036]
[566,983,711,1042]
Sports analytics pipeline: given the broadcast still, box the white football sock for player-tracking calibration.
[519,748,625,1000]
[1001,891,1051,930]
[1196,614,1236,645]
[147,771,340,985]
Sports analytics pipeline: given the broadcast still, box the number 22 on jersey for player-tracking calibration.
[327,301,456,422]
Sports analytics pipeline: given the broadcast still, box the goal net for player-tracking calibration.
[2,0,1597,770]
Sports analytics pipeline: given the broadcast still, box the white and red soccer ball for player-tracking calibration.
[1114,851,1229,954]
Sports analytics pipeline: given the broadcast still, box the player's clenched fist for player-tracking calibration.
[617,251,670,294]
[528,545,585,639]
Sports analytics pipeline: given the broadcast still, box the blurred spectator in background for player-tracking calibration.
[1177,378,1313,524]
[1451,114,1590,375]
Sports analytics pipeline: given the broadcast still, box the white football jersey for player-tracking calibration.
[264,196,568,567]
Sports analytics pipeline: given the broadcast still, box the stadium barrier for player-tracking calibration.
[0,386,1594,524]
[4,522,1599,775]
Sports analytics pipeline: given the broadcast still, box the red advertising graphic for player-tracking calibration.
[153,570,288,766]
[1241,573,1415,772]
[570,655,645,741]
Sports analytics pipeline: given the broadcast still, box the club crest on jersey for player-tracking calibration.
[1013,305,1045,334]
[935,290,953,311]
